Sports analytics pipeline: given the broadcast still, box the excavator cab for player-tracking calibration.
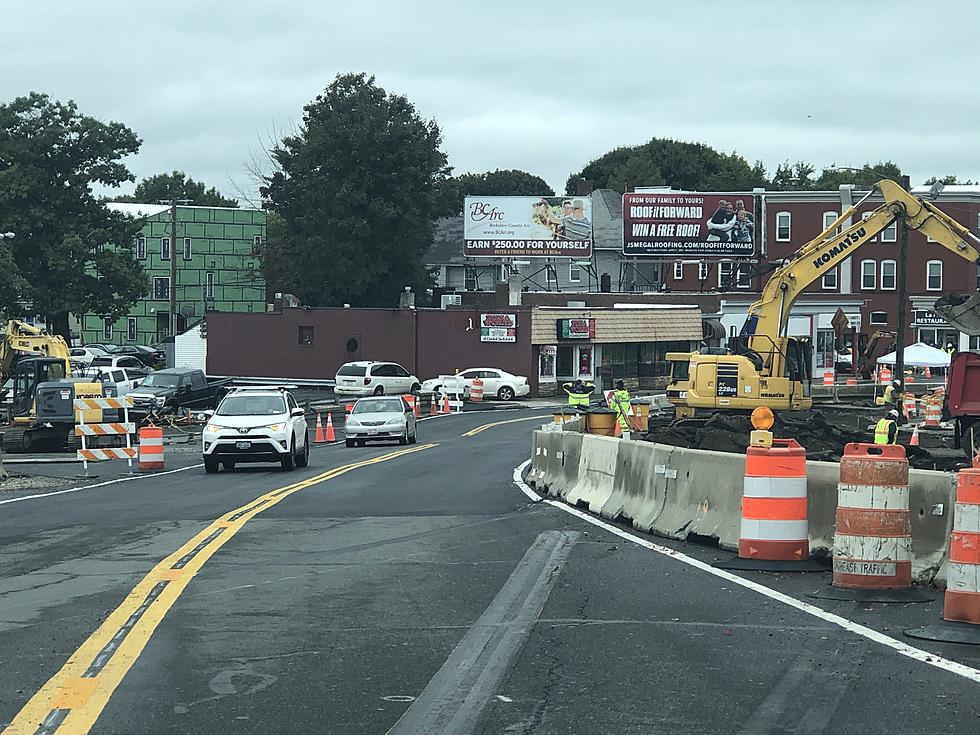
[9,357,67,418]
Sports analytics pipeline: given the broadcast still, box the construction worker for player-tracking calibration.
[882,378,902,410]
[874,409,900,445]
[609,380,631,433]
[562,378,595,410]
[944,342,957,357]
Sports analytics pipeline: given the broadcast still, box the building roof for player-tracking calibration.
[107,202,170,218]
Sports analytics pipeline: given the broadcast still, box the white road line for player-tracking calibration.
[513,459,541,503]
[511,463,980,685]
[0,463,203,506]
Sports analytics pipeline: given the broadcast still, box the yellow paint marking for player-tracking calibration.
[462,415,551,437]
[3,444,436,735]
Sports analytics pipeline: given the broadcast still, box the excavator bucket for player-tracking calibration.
[932,292,980,336]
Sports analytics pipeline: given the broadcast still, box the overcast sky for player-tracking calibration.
[5,1,980,202]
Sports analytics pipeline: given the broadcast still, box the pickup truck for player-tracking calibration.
[127,369,232,413]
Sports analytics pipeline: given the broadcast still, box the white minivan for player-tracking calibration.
[334,361,420,397]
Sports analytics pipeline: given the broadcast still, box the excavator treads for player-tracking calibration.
[932,292,980,336]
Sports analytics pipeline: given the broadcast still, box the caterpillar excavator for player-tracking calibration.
[666,180,980,417]
[0,320,104,451]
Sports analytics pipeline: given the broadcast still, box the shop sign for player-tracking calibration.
[557,318,595,340]
[480,313,517,342]
[464,195,592,258]
[623,192,758,257]
[913,310,948,327]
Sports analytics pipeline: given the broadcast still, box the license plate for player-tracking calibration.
[367,429,378,435]
[235,441,251,450]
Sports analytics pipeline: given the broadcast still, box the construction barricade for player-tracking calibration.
[903,392,917,418]
[879,366,892,384]
[470,378,484,402]
[923,397,942,427]
[74,396,137,474]
[822,370,834,386]
[833,443,911,589]
[138,426,165,471]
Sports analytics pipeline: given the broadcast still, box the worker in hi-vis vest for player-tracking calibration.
[881,379,902,410]
[562,379,595,409]
[609,380,632,432]
[874,409,900,445]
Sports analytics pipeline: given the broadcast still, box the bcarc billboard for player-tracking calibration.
[623,193,758,257]
[464,196,592,258]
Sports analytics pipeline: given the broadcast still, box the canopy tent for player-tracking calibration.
[876,342,951,368]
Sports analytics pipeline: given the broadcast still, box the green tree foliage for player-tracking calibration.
[116,170,239,207]
[435,169,553,216]
[0,93,146,341]
[261,73,449,307]
[925,174,977,186]
[811,161,903,190]
[566,138,768,194]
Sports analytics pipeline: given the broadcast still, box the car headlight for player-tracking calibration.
[346,419,360,427]
[263,423,285,432]
[385,417,406,425]
[155,396,166,406]
[206,424,226,433]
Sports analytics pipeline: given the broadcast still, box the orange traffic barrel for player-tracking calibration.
[879,366,892,384]
[470,378,484,402]
[822,370,834,386]
[903,392,917,418]
[924,399,942,427]
[945,461,980,624]
[138,426,165,471]
[846,377,858,386]
[833,443,911,589]
[738,438,808,561]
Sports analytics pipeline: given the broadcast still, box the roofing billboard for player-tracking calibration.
[623,193,757,257]
[464,196,592,258]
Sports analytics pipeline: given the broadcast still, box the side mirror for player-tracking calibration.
[290,407,305,417]
[132,381,141,388]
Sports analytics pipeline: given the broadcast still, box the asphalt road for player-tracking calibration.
[1,408,979,734]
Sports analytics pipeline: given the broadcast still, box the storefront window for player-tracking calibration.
[557,346,574,378]
[816,329,834,369]
[918,328,958,347]
[538,346,556,382]
[578,347,593,377]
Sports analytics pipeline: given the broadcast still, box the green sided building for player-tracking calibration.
[80,203,267,346]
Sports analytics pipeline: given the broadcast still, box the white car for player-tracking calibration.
[334,361,420,397]
[202,387,309,473]
[420,368,530,401]
[92,367,147,396]
[69,346,109,367]
[344,396,417,447]
[87,354,150,373]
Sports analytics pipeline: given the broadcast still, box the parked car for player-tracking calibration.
[202,387,309,472]
[91,367,148,396]
[84,343,119,353]
[113,344,165,368]
[420,368,530,401]
[87,354,152,375]
[334,361,420,397]
[128,368,232,412]
[344,396,417,447]
[68,346,109,368]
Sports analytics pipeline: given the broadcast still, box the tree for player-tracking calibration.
[117,170,239,207]
[811,161,903,190]
[261,73,449,307]
[924,174,977,186]
[0,93,146,341]
[434,169,553,216]
[566,138,768,194]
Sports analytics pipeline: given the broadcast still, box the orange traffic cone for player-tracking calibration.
[925,366,932,379]
[442,395,451,414]
[325,411,336,442]
[614,419,621,437]
[314,412,327,443]
[911,423,920,447]
[430,396,438,416]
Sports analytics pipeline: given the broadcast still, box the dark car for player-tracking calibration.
[127,369,232,412]
[113,344,165,367]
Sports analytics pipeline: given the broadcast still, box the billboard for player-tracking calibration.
[479,313,517,342]
[464,196,592,258]
[623,193,758,257]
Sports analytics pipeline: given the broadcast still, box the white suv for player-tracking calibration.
[334,361,420,397]
[203,387,309,473]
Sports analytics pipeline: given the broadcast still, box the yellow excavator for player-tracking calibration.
[0,320,104,451]
[666,180,980,417]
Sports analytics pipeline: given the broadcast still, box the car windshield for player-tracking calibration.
[139,374,180,388]
[217,395,286,416]
[337,364,367,377]
[91,357,113,366]
[353,399,403,414]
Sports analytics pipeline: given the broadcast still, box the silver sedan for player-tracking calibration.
[344,396,418,447]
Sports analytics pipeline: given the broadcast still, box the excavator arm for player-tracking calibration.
[0,320,72,382]
[742,180,980,375]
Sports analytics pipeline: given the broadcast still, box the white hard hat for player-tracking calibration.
[888,409,899,418]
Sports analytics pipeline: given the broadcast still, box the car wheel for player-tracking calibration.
[498,386,515,401]
[409,427,417,445]
[296,432,310,467]
[204,457,219,473]
[345,438,356,448]
[410,382,421,394]
[281,438,296,471]
[373,385,385,396]
[399,430,408,446]
[222,460,236,470]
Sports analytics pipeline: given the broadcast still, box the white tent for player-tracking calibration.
[876,342,951,368]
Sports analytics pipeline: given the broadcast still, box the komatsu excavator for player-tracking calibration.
[666,180,980,418]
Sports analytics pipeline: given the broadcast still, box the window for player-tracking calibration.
[205,271,215,299]
[253,234,262,255]
[880,259,896,290]
[161,237,171,261]
[153,276,170,300]
[298,326,314,345]
[736,264,751,288]
[183,237,192,260]
[718,262,733,287]
[392,365,410,377]
[870,311,888,325]
[860,260,876,290]
[775,212,791,241]
[127,317,137,341]
[568,261,581,283]
[861,212,877,241]
[464,269,477,291]
[926,260,943,291]
[136,237,146,260]
[673,262,683,280]
[822,267,838,290]
[103,318,113,340]
[698,261,709,280]
[881,219,897,242]
[971,335,980,351]
[822,211,839,239]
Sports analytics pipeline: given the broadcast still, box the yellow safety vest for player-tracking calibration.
[564,383,594,407]
[874,418,896,445]
[883,385,896,405]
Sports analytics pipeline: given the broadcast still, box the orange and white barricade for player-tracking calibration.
[74,396,136,474]
[902,392,917,418]
[138,426,165,471]
[470,378,484,402]
[923,399,942,427]
[879,366,892,384]
[944,461,980,624]
[738,438,809,561]
[822,370,834,386]
[403,394,417,416]
[833,443,911,589]
[846,376,858,386]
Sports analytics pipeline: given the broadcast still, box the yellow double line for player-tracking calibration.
[462,415,550,437]
[3,444,435,735]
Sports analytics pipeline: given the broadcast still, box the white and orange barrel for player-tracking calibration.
[833,443,911,589]
[846,377,858,386]
[822,370,834,386]
[138,426,165,471]
[403,394,416,415]
[925,365,932,379]
[470,378,484,402]
[879,366,892,384]
[903,392,917,418]
[924,398,942,427]
[945,460,980,625]
[738,438,808,561]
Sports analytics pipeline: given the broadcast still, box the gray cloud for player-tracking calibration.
[4,0,980,202]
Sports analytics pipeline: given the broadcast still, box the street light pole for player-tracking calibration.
[170,200,177,338]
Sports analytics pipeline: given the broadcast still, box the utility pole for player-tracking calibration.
[169,200,177,339]
[895,175,912,392]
